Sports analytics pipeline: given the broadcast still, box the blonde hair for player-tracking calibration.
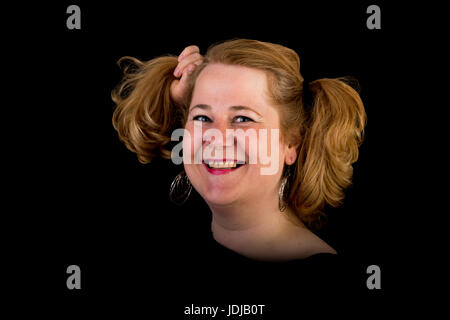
[112,39,366,230]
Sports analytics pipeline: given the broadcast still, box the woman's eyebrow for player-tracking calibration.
[190,104,211,112]
[190,104,262,117]
[229,105,262,117]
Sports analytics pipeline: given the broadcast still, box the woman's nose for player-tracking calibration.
[203,119,235,148]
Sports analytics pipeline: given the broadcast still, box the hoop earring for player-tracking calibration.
[169,170,192,205]
[278,167,291,212]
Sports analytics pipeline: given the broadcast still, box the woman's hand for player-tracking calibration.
[170,45,203,106]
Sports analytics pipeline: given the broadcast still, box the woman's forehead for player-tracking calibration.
[191,63,273,113]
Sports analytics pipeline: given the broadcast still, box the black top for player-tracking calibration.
[172,231,355,314]
[76,226,361,318]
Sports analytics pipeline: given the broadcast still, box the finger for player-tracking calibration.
[174,53,203,77]
[174,58,202,78]
[178,63,196,91]
[178,45,200,61]
[178,53,203,75]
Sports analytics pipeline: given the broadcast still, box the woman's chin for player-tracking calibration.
[186,162,256,207]
[201,190,241,207]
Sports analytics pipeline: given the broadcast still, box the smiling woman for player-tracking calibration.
[111,39,366,262]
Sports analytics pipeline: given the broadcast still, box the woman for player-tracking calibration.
[112,39,366,262]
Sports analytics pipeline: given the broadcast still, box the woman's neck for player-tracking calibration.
[208,195,334,262]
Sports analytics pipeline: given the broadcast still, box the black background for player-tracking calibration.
[4,1,430,317]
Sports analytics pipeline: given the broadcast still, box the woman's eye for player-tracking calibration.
[193,115,211,122]
[234,116,253,123]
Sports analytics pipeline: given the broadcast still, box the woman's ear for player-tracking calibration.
[284,143,298,165]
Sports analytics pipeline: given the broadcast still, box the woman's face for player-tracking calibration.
[183,63,297,208]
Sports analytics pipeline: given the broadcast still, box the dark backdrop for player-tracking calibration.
[5,0,423,317]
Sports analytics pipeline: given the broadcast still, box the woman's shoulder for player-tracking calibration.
[279,222,337,260]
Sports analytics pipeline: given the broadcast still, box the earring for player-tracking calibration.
[278,167,291,212]
[169,170,192,205]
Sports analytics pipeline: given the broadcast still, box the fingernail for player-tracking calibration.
[174,68,179,77]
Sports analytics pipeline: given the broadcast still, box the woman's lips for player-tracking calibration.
[203,162,245,175]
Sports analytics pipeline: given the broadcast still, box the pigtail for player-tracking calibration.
[112,55,182,163]
[290,77,366,230]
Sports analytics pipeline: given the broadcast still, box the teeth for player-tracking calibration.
[207,161,237,169]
